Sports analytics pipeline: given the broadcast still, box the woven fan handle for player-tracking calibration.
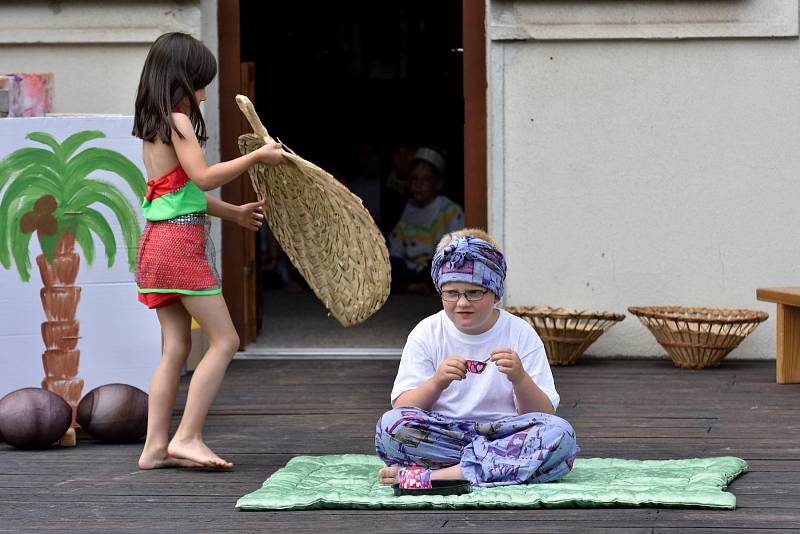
[235,94,271,143]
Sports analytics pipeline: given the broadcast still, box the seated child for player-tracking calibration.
[375,229,579,487]
[387,147,464,294]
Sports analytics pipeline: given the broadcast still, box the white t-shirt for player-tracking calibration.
[390,309,560,422]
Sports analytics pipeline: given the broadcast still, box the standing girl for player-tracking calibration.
[133,32,284,469]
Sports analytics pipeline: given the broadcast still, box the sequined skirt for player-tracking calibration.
[135,212,221,308]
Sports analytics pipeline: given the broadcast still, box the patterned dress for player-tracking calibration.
[135,164,221,308]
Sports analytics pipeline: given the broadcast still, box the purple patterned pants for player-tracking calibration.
[375,406,579,487]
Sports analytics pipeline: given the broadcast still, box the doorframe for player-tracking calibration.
[217,0,250,348]
[217,0,488,345]
[463,0,488,230]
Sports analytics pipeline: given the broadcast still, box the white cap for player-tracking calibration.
[413,147,446,175]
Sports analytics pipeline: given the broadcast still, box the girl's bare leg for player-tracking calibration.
[167,293,238,469]
[378,464,466,485]
[139,302,200,469]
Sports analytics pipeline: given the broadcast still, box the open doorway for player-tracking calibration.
[225,0,484,353]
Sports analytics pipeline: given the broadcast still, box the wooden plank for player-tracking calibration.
[776,303,800,383]
[2,358,800,532]
[756,287,800,307]
[218,0,246,348]
[462,0,488,229]
[240,61,258,345]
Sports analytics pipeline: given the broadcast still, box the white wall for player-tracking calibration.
[0,1,202,114]
[0,0,224,270]
[0,117,162,396]
[488,1,800,359]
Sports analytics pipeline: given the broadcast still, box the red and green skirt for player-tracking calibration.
[135,212,221,308]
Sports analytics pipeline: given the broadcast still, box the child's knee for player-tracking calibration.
[541,417,579,470]
[163,336,191,363]
[376,406,428,434]
[208,332,239,356]
[550,415,577,441]
[375,406,433,453]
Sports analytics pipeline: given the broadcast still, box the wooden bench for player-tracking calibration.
[756,287,800,384]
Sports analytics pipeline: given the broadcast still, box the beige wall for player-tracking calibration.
[0,0,223,267]
[1,43,149,115]
[0,1,202,114]
[487,1,800,359]
[0,0,219,160]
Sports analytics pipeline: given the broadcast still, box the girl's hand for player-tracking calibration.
[254,140,286,166]
[490,348,526,384]
[433,356,467,389]
[236,199,266,231]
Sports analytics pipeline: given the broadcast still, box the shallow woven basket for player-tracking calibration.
[236,96,390,327]
[506,306,625,365]
[627,306,768,369]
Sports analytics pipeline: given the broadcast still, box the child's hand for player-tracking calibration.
[490,348,526,384]
[433,356,467,389]
[254,140,286,166]
[235,199,266,231]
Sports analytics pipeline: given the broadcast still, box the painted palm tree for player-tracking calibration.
[0,130,145,425]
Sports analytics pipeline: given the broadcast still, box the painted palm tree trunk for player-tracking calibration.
[37,231,82,425]
[1,130,146,429]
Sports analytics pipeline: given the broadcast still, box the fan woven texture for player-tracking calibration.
[627,306,768,369]
[236,96,390,327]
[506,306,625,365]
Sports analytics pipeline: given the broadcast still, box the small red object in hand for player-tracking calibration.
[466,359,487,374]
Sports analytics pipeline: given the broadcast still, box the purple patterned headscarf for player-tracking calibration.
[431,235,507,298]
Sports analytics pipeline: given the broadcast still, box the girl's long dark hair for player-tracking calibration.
[133,32,217,144]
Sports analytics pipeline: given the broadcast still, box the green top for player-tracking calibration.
[141,165,207,221]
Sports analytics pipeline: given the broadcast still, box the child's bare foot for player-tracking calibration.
[138,448,202,470]
[378,464,465,484]
[378,465,400,485]
[167,437,233,469]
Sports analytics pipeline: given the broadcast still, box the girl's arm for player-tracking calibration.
[393,378,446,411]
[171,113,284,191]
[205,194,265,231]
[490,348,555,414]
[392,355,467,410]
[510,374,555,415]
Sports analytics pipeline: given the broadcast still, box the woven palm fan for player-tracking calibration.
[235,95,390,326]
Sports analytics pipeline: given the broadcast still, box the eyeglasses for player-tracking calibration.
[440,289,489,302]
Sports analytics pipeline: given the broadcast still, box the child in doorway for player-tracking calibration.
[375,229,578,486]
[387,147,463,294]
[133,32,285,469]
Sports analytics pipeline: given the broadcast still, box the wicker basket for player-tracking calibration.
[506,306,625,365]
[627,306,768,369]
[236,96,390,327]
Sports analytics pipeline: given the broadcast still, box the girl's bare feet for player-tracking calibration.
[167,437,233,469]
[138,448,202,469]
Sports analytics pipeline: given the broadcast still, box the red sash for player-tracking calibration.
[144,164,190,202]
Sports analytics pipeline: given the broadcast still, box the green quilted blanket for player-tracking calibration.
[236,454,747,510]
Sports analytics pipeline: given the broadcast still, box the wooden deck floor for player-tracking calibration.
[2,358,799,533]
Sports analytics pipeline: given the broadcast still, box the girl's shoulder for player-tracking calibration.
[499,309,544,346]
[170,111,193,130]
[407,311,447,341]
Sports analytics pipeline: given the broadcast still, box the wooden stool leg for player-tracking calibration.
[776,304,800,384]
[58,427,76,447]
